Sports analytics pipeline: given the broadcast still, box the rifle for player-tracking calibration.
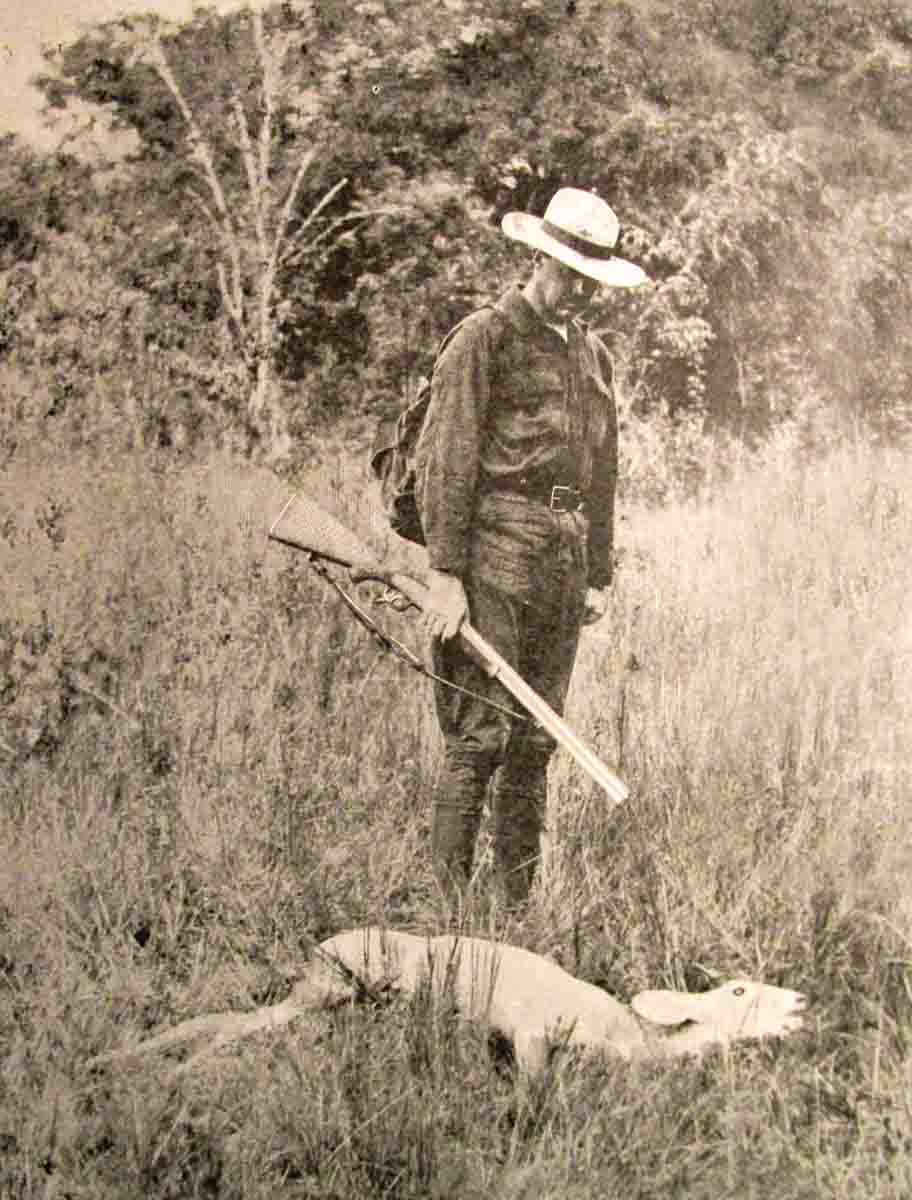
[268,492,629,807]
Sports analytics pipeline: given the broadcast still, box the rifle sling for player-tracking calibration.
[305,554,530,724]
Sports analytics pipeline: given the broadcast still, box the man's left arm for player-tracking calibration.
[582,336,619,624]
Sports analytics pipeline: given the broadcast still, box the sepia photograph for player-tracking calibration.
[1,1,911,1195]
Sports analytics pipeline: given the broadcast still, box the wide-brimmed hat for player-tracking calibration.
[502,187,648,288]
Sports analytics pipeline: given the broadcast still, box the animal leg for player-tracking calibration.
[86,1009,255,1068]
[87,965,350,1072]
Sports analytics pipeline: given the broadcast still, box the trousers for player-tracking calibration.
[430,495,588,906]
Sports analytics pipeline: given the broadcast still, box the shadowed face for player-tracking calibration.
[528,255,600,324]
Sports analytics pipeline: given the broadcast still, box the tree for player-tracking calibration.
[124,10,335,455]
[20,0,912,471]
[48,4,393,458]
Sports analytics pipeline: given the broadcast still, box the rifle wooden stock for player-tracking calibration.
[269,492,629,806]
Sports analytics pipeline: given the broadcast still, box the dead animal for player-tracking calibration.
[87,927,807,1075]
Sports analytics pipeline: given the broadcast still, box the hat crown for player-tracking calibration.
[542,188,620,251]
[500,185,647,288]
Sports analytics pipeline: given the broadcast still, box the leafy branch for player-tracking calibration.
[129,11,371,453]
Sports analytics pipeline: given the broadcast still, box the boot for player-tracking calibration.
[492,764,548,910]
[430,749,491,906]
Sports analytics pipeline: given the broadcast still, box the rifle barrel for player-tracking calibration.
[458,624,629,806]
[269,493,629,806]
[358,572,628,806]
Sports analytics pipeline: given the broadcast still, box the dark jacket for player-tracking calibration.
[417,286,618,593]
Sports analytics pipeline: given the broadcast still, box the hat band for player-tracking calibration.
[541,220,617,262]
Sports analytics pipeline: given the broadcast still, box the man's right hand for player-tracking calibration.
[423,570,469,641]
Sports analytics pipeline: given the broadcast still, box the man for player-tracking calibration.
[417,187,648,908]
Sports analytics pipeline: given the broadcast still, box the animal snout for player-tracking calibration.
[782,991,808,1031]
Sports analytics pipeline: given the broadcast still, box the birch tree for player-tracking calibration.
[129,8,379,457]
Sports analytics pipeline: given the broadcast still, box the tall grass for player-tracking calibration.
[2,434,912,1197]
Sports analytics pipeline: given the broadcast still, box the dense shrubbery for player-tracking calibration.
[0,0,908,471]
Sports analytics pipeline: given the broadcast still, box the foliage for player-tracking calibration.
[5,0,907,472]
[822,190,912,441]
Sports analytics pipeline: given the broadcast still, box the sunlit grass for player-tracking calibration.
[2,435,912,1196]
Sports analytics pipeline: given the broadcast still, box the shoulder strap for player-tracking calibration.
[433,303,490,364]
[431,301,512,371]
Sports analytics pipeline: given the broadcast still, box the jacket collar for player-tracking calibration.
[493,286,585,342]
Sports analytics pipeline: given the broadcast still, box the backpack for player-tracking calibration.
[370,306,500,546]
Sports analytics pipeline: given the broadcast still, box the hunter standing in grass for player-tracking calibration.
[418,187,648,908]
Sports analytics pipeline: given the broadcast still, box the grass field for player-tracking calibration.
[2,434,911,1198]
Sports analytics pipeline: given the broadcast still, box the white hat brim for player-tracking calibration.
[502,211,648,288]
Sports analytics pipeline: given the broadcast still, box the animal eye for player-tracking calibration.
[733,986,745,997]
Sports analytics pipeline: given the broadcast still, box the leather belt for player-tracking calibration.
[486,477,586,513]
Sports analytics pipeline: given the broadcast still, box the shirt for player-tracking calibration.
[417,285,618,592]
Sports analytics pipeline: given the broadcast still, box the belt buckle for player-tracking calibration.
[549,485,579,513]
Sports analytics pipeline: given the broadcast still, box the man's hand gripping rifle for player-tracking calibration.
[268,493,629,807]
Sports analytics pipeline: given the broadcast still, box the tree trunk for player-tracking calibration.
[249,357,291,461]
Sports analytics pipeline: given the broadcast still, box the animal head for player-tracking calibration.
[631,979,807,1045]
